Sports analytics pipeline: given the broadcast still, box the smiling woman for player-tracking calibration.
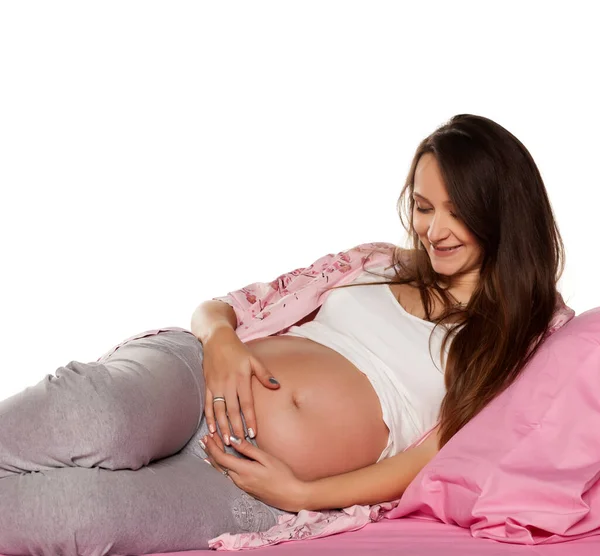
[0,114,574,556]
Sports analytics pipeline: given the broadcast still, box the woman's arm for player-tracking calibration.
[297,426,440,510]
[302,431,439,510]
[203,425,440,512]
[191,300,238,344]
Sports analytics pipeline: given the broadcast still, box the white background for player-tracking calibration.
[0,1,598,401]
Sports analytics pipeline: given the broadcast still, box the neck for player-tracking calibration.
[437,270,479,305]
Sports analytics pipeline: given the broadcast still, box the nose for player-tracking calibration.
[426,212,452,244]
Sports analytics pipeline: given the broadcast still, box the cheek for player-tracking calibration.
[472,243,485,262]
[459,226,479,247]
[459,229,484,258]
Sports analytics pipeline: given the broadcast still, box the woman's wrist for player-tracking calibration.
[202,324,239,347]
[290,479,315,512]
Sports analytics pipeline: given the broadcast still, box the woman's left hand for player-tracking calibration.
[202,433,308,512]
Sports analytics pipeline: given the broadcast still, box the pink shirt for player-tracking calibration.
[91,242,575,550]
[211,241,405,342]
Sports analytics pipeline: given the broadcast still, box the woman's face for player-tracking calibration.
[412,153,483,280]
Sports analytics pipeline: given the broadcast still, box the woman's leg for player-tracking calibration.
[0,451,279,555]
[0,330,204,478]
[0,329,281,555]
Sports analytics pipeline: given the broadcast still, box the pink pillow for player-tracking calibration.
[387,307,600,545]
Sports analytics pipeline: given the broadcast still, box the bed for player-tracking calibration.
[151,518,600,555]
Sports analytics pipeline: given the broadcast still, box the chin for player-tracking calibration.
[429,259,464,276]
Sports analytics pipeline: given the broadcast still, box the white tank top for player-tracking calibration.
[281,265,457,461]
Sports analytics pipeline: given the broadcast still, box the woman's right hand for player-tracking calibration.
[201,327,280,445]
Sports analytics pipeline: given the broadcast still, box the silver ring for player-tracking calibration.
[213,397,226,404]
[222,468,229,477]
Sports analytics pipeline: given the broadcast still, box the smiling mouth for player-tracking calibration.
[432,244,463,252]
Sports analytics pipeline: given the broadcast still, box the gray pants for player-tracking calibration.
[0,329,285,556]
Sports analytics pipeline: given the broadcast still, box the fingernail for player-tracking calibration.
[224,434,230,445]
[247,427,255,439]
[230,435,241,445]
[209,424,216,433]
[199,439,206,450]
[203,458,211,465]
[269,377,279,385]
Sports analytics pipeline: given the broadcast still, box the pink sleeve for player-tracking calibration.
[210,243,392,328]
[210,250,341,327]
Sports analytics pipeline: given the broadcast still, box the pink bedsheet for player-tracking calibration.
[1,516,597,555]
[149,517,600,556]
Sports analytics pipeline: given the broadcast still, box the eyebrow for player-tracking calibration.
[413,192,454,206]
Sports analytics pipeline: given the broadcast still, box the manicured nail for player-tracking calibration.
[203,458,211,465]
[199,439,206,450]
[224,434,230,445]
[269,377,279,385]
[209,424,216,434]
[247,427,255,439]
[230,435,241,445]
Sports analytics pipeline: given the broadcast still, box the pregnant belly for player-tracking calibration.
[244,334,390,482]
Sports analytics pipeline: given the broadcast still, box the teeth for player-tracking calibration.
[436,245,460,251]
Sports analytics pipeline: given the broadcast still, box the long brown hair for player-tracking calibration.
[326,114,565,449]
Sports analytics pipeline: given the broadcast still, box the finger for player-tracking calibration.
[206,456,239,485]
[204,456,231,479]
[198,435,225,474]
[199,429,226,452]
[228,434,270,466]
[210,430,226,452]
[203,387,217,434]
[203,454,224,474]
[200,436,232,479]
[250,356,280,390]
[224,387,246,442]
[204,434,252,475]
[237,379,257,439]
[213,393,231,445]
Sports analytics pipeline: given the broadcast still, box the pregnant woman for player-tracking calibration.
[0,114,573,556]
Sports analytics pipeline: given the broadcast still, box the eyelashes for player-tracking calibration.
[415,207,459,219]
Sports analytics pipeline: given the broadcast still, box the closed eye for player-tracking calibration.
[415,207,459,219]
